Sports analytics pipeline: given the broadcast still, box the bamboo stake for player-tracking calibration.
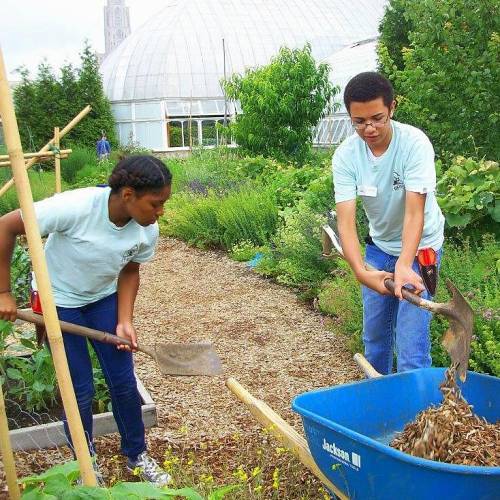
[226,377,348,500]
[54,127,61,193]
[0,46,97,486]
[0,153,69,167]
[0,384,21,499]
[0,105,91,197]
[0,148,72,162]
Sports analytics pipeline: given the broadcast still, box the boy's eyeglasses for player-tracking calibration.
[351,114,390,130]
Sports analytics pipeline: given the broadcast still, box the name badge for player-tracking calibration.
[358,185,377,197]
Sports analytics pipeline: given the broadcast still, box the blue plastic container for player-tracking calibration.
[292,368,499,500]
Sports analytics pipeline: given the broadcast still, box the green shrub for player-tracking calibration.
[21,460,238,499]
[378,0,499,158]
[161,192,223,248]
[318,261,362,334]
[256,204,334,288]
[223,44,337,163]
[162,187,279,250]
[61,147,98,183]
[430,235,500,376]
[229,241,267,262]
[436,156,499,238]
[216,188,279,249]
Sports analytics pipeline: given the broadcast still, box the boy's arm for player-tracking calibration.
[393,192,426,299]
[116,261,140,351]
[0,211,26,322]
[336,200,393,295]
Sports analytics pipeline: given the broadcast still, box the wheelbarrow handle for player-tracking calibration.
[353,353,382,378]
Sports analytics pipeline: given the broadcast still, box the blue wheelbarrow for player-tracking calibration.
[292,355,500,500]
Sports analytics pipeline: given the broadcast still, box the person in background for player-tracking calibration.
[332,72,444,375]
[0,155,172,486]
[96,134,111,160]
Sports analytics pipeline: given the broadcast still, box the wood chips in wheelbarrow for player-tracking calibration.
[390,367,500,467]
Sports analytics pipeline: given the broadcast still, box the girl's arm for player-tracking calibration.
[0,210,26,322]
[116,260,140,351]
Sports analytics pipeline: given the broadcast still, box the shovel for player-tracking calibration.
[16,309,223,377]
[321,212,474,381]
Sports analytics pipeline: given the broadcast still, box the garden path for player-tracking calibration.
[133,237,358,442]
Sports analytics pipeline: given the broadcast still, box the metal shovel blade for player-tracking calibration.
[152,342,222,376]
[439,279,474,382]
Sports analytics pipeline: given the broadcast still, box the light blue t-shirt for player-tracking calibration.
[29,187,159,308]
[332,120,444,256]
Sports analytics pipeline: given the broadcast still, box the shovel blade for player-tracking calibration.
[440,279,474,382]
[154,343,222,376]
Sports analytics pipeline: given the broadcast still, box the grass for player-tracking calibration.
[0,168,63,215]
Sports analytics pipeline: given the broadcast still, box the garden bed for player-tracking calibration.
[6,375,156,451]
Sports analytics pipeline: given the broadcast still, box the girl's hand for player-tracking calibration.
[0,292,17,322]
[116,321,138,352]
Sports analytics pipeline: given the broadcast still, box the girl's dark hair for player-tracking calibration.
[108,155,172,194]
[344,72,394,112]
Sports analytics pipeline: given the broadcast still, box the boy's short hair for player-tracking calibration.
[343,72,394,112]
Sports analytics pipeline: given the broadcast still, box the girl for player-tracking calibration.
[0,155,172,486]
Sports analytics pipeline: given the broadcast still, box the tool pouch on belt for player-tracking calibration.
[30,290,47,347]
[417,248,438,296]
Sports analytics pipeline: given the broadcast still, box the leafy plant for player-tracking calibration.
[378,0,499,159]
[11,244,31,307]
[436,156,499,237]
[20,460,239,499]
[256,204,334,289]
[162,187,279,251]
[223,44,338,163]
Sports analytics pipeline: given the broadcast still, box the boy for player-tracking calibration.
[333,72,444,374]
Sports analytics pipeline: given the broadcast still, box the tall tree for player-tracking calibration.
[13,41,116,150]
[223,44,337,163]
[378,0,499,159]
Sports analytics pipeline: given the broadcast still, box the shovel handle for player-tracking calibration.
[16,309,137,350]
[383,279,437,312]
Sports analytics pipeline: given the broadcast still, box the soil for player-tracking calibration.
[0,238,358,496]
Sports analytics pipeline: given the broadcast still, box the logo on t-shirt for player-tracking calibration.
[122,244,139,264]
[393,172,404,191]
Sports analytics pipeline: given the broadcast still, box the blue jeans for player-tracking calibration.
[362,244,442,374]
[57,293,145,461]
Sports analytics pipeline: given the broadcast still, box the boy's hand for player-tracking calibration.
[0,292,17,322]
[116,321,138,352]
[394,260,425,299]
[357,269,394,295]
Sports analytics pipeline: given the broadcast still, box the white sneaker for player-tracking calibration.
[127,451,172,487]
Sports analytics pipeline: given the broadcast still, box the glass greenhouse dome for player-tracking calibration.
[100,0,387,150]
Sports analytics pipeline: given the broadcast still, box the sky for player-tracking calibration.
[0,0,167,80]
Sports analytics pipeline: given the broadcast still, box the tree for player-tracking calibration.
[378,0,413,73]
[378,0,499,159]
[222,44,338,163]
[13,41,116,150]
[70,42,117,146]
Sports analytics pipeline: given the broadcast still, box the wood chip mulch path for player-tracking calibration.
[133,238,357,442]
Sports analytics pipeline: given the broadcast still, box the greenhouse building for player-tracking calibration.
[100,0,387,151]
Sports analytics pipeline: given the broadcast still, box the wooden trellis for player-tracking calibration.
[0,46,97,495]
